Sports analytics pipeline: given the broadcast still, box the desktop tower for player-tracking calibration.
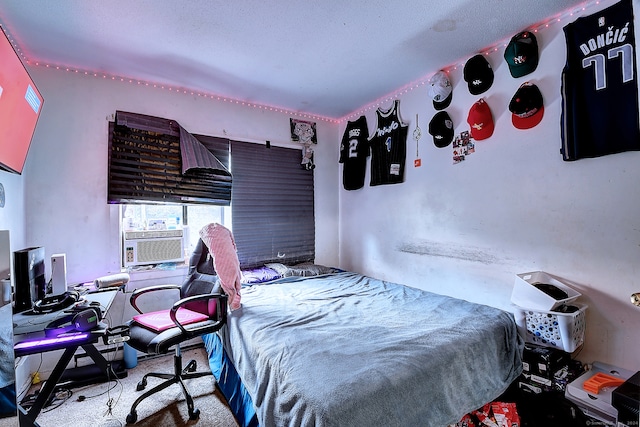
[13,246,46,313]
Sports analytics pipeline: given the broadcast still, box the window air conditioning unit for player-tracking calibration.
[123,229,185,267]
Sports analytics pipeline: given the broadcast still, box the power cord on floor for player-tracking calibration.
[20,385,74,412]
[105,344,124,413]
[75,378,120,401]
[42,387,73,412]
[101,342,125,427]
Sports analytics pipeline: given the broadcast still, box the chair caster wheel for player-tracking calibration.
[189,408,200,420]
[136,378,147,391]
[126,410,137,424]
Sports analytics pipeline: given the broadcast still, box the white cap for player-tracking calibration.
[427,71,452,110]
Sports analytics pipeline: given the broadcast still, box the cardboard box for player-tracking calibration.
[518,360,583,394]
[522,343,570,380]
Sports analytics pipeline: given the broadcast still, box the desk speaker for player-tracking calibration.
[51,254,67,295]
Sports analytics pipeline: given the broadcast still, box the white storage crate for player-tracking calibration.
[513,303,587,353]
[511,271,581,311]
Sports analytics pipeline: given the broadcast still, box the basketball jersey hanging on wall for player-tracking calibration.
[339,115,369,191]
[369,100,407,186]
[561,0,640,161]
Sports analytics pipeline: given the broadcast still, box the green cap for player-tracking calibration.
[504,31,538,78]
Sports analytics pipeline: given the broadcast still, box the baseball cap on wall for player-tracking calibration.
[427,71,453,110]
[463,54,494,95]
[504,31,539,78]
[428,111,454,148]
[509,82,544,129]
[467,98,494,140]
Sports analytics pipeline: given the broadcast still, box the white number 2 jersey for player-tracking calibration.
[339,115,370,191]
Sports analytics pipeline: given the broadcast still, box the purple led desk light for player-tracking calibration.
[14,331,91,357]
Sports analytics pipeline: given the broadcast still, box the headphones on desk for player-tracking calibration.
[33,291,80,314]
[44,308,101,337]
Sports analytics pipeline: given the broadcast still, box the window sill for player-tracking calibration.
[124,264,189,292]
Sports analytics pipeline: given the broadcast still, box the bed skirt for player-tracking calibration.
[202,332,259,427]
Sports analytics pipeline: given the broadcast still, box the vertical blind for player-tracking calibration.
[231,141,315,268]
[108,111,231,205]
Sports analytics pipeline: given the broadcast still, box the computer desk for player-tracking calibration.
[13,288,125,426]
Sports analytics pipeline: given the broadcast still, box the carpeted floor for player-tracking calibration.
[4,346,239,427]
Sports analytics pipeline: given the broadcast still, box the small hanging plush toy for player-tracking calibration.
[291,119,317,170]
[301,144,315,170]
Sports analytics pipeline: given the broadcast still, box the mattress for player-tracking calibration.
[204,271,523,427]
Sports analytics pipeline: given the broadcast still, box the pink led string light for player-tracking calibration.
[25,60,337,123]
[0,0,604,124]
[339,0,602,122]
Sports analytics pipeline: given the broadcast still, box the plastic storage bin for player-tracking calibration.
[511,271,581,311]
[513,302,587,353]
[565,362,635,426]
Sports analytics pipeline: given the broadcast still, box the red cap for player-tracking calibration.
[467,98,494,140]
[509,82,544,130]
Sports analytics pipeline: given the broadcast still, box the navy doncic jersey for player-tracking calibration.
[339,115,369,191]
[561,0,640,161]
[369,100,407,186]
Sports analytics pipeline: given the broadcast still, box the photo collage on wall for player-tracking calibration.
[452,131,473,164]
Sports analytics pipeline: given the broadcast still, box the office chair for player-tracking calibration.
[125,239,228,424]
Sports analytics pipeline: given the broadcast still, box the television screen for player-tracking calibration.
[0,27,43,174]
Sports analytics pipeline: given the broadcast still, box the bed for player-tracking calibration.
[202,267,523,427]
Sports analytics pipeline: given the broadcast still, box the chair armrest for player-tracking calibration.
[129,284,181,314]
[169,293,228,336]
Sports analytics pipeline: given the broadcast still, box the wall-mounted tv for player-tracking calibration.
[0,27,43,175]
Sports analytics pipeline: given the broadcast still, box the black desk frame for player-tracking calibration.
[18,335,115,426]
[14,289,123,426]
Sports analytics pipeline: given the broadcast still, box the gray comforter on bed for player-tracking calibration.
[219,271,523,427]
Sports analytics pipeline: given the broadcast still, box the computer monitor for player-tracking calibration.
[13,247,45,313]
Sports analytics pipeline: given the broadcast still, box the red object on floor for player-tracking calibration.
[454,402,520,427]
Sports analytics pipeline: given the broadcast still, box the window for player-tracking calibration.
[111,111,314,270]
[183,204,230,252]
[109,110,233,269]
[121,204,230,266]
[108,111,231,205]
[230,141,315,268]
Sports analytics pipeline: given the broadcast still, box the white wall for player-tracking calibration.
[22,67,340,285]
[10,0,640,378]
[339,0,640,372]
[0,170,26,252]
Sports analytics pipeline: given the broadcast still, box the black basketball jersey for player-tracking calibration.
[561,0,640,161]
[339,115,370,191]
[369,100,407,186]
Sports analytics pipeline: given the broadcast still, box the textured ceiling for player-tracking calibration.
[0,0,588,120]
